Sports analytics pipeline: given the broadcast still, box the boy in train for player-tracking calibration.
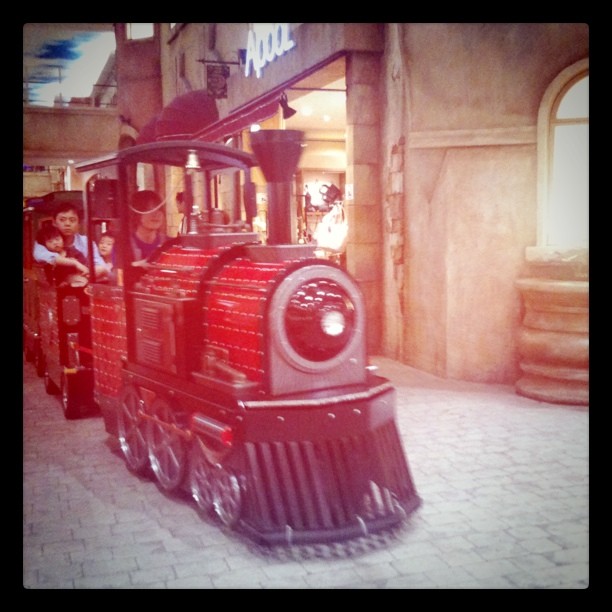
[97,231,117,283]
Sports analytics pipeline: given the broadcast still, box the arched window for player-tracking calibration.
[537,60,589,249]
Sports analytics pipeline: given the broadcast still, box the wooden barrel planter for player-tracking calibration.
[515,278,588,405]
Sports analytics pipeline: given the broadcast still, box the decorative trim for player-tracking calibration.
[525,245,588,264]
[243,381,394,410]
[120,123,139,141]
[408,126,536,149]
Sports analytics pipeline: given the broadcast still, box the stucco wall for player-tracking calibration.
[186,23,383,118]
[115,23,163,133]
[380,23,588,383]
[23,106,120,165]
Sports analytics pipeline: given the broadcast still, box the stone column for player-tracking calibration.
[345,52,383,353]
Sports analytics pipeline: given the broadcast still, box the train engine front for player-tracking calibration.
[78,131,420,547]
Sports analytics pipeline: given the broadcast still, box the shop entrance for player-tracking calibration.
[281,57,347,261]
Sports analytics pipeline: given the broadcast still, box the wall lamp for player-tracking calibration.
[279,92,297,119]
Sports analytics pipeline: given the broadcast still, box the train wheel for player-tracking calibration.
[117,385,149,474]
[212,467,242,527]
[147,398,187,492]
[61,372,82,420]
[190,436,215,513]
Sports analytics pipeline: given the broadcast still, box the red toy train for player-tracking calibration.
[23,130,420,547]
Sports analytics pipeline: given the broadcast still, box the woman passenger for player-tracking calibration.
[129,190,168,266]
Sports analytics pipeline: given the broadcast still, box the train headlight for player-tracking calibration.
[321,310,345,336]
[284,279,355,362]
[268,262,366,390]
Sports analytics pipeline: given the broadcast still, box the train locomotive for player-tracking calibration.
[31,130,421,547]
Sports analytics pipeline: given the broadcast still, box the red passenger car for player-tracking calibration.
[23,190,96,419]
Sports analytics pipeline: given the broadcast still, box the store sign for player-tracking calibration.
[244,23,296,79]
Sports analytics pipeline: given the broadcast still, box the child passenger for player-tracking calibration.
[35,225,89,286]
[98,231,117,283]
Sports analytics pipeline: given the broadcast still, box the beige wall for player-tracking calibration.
[23,106,119,166]
[158,22,589,385]
[63,22,586,387]
[160,23,383,117]
[115,23,163,133]
[23,106,120,198]
[380,23,589,383]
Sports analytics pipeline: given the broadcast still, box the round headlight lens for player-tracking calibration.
[321,310,346,336]
[284,279,355,361]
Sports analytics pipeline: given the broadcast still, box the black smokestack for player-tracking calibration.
[249,129,304,245]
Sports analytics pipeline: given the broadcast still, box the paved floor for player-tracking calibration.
[22,356,589,589]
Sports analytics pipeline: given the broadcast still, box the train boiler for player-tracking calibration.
[75,130,420,547]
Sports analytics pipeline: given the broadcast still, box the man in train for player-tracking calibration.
[33,201,110,280]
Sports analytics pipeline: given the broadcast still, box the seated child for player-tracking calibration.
[35,225,89,287]
[98,231,117,283]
